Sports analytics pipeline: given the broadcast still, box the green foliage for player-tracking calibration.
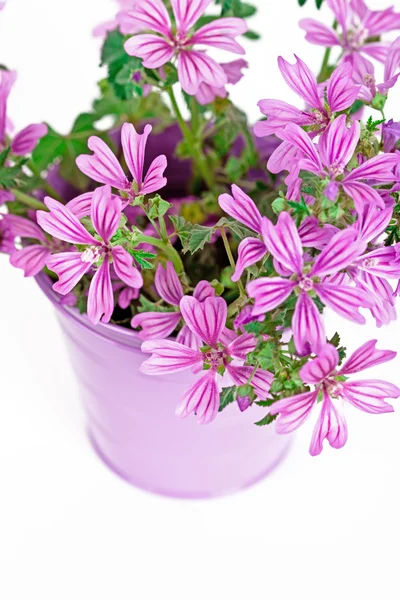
[183,224,214,254]
[0,155,27,188]
[101,29,143,100]
[218,386,237,412]
[298,0,324,7]
[169,215,193,246]
[137,295,178,314]
[146,195,173,220]
[130,249,157,270]
[366,116,385,133]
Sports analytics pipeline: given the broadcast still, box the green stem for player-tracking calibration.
[167,87,217,193]
[137,233,184,274]
[10,188,48,211]
[27,160,63,202]
[317,20,337,83]
[220,227,246,297]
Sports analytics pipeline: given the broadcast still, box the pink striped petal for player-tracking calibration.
[46,251,94,295]
[226,364,273,399]
[233,237,267,282]
[191,18,247,55]
[66,192,94,219]
[309,392,348,456]
[176,324,202,350]
[5,214,46,242]
[87,255,114,324]
[177,50,227,95]
[262,212,303,276]
[300,343,339,384]
[299,18,340,46]
[342,181,385,212]
[118,286,140,309]
[355,204,393,243]
[171,0,212,33]
[121,122,151,188]
[278,123,322,171]
[226,332,257,360]
[340,340,396,375]
[37,197,98,246]
[292,292,326,357]
[320,115,360,170]
[193,280,215,302]
[123,0,171,35]
[310,228,364,278]
[298,216,337,250]
[91,185,121,242]
[327,63,360,112]
[11,123,48,156]
[112,246,143,288]
[344,154,400,183]
[357,247,400,279]
[131,311,182,340]
[180,295,227,347]
[270,390,318,434]
[141,154,167,195]
[219,185,263,233]
[141,339,203,374]
[247,277,296,317]
[278,54,322,110]
[124,35,174,69]
[175,370,219,425]
[342,380,400,414]
[315,282,373,324]
[76,136,128,189]
[155,261,183,306]
[10,244,50,277]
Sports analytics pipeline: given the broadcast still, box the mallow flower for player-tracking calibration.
[131,260,215,346]
[247,211,372,356]
[122,0,248,95]
[255,58,359,137]
[76,122,167,201]
[300,0,400,70]
[270,341,400,456]
[37,185,143,324]
[140,295,273,424]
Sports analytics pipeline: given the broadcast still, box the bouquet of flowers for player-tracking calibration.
[2,0,400,456]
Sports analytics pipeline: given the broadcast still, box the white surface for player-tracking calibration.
[1,1,400,599]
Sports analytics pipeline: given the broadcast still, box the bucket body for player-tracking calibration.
[37,275,291,498]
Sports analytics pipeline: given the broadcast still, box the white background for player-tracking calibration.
[1,1,400,598]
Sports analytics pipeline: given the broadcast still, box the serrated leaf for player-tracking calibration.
[255,413,277,426]
[183,224,214,254]
[131,249,156,269]
[218,386,236,412]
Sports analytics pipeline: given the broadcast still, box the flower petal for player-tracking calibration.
[76,136,128,189]
[315,282,373,324]
[232,237,267,282]
[37,197,98,246]
[175,370,219,425]
[140,339,203,374]
[218,184,262,233]
[91,185,121,242]
[191,17,247,55]
[226,332,258,360]
[300,343,339,385]
[141,154,168,195]
[193,280,215,302]
[112,245,143,288]
[124,34,175,69]
[269,390,318,434]
[154,261,184,306]
[299,18,340,46]
[131,311,182,340]
[180,295,227,347]
[226,364,273,399]
[309,392,348,456]
[10,245,50,277]
[278,54,322,109]
[177,50,227,95]
[342,379,400,414]
[340,339,397,375]
[310,227,364,278]
[171,0,213,33]
[11,123,48,156]
[247,277,296,316]
[121,122,151,188]
[123,0,171,35]
[46,251,93,295]
[262,212,303,276]
[87,255,114,324]
[292,292,326,357]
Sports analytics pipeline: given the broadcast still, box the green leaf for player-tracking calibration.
[218,386,236,412]
[0,147,10,167]
[255,413,277,426]
[137,295,178,314]
[349,99,364,115]
[216,217,255,240]
[130,249,156,270]
[243,30,260,40]
[101,29,126,66]
[183,224,214,254]
[31,127,65,171]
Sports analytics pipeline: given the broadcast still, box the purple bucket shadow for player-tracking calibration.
[36,274,292,499]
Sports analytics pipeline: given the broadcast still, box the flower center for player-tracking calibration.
[298,276,314,292]
[345,24,368,51]
[204,349,225,370]
[330,160,345,178]
[362,257,378,269]
[174,31,189,49]
[81,246,100,263]
[325,378,343,398]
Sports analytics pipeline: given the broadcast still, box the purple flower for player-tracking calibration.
[140,295,273,424]
[195,59,248,106]
[255,58,359,137]
[76,123,167,200]
[131,260,215,345]
[37,185,143,325]
[122,0,247,95]
[6,214,64,277]
[300,0,400,70]
[93,0,137,37]
[247,212,372,356]
[382,119,400,153]
[0,70,47,153]
[218,184,337,282]
[270,341,400,456]
[273,115,400,210]
[0,215,15,254]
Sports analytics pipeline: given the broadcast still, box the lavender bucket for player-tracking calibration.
[36,274,291,499]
